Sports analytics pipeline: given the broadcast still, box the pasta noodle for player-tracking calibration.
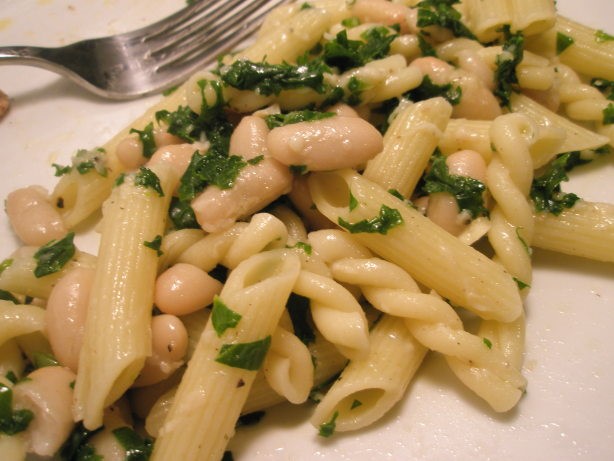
[0,0,613,459]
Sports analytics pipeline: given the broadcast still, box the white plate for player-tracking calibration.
[0,1,613,460]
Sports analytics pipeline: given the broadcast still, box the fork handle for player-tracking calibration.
[0,46,58,72]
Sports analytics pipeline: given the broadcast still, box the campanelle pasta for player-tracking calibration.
[0,0,613,460]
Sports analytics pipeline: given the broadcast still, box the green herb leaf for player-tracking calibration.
[318,411,338,437]
[321,26,398,73]
[338,205,404,235]
[0,383,34,435]
[349,191,359,211]
[247,155,265,165]
[33,351,59,369]
[288,241,313,255]
[130,122,157,159]
[494,26,524,107]
[289,164,309,175]
[420,151,488,218]
[72,148,108,177]
[595,30,614,43]
[417,33,437,57]
[58,422,103,461]
[215,336,272,370]
[556,32,575,54]
[0,258,12,275]
[415,0,477,40]
[603,102,614,125]
[406,74,462,105]
[265,110,335,129]
[591,78,614,100]
[482,337,493,349]
[211,296,242,337]
[168,197,200,230]
[219,59,328,96]
[515,227,532,256]
[52,163,73,176]
[350,399,363,409]
[514,277,531,290]
[134,167,164,197]
[33,232,76,278]
[0,289,18,304]
[143,235,163,256]
[530,152,582,215]
[341,17,361,28]
[112,426,153,461]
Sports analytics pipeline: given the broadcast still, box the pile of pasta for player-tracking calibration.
[1,0,613,459]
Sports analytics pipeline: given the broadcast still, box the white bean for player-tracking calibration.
[410,57,455,85]
[288,174,335,231]
[147,143,200,179]
[12,366,76,457]
[445,149,487,182]
[229,115,269,160]
[426,192,469,236]
[45,267,94,372]
[133,314,188,387]
[154,263,222,316]
[115,135,146,170]
[352,0,411,34]
[267,116,383,171]
[5,186,67,246]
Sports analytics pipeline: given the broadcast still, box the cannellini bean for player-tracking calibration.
[133,314,188,387]
[267,116,383,171]
[229,115,268,160]
[445,149,487,183]
[154,263,222,316]
[457,49,494,90]
[409,57,455,85]
[45,267,94,372]
[288,175,335,231]
[12,366,76,457]
[451,73,502,120]
[191,115,293,232]
[193,157,293,232]
[88,400,133,461]
[426,192,469,236]
[147,143,200,178]
[115,135,145,170]
[5,186,67,246]
[353,0,411,34]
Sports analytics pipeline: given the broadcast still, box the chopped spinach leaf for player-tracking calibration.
[415,0,477,40]
[406,74,462,105]
[0,289,18,304]
[514,277,530,290]
[143,235,163,256]
[603,102,614,124]
[134,167,164,197]
[318,411,338,437]
[52,163,72,176]
[265,110,335,129]
[287,241,313,255]
[219,59,329,96]
[420,151,488,218]
[556,32,574,54]
[112,426,153,461]
[482,337,493,349]
[591,78,614,100]
[289,164,309,175]
[72,148,108,177]
[515,227,532,256]
[59,422,103,461]
[349,191,359,211]
[350,399,363,409]
[338,205,404,235]
[168,197,200,230]
[33,351,59,369]
[33,232,75,278]
[341,17,361,28]
[215,336,272,370]
[130,122,157,159]
[493,26,524,107]
[596,30,614,43]
[321,26,398,73]
[247,155,264,165]
[0,383,33,435]
[300,2,313,9]
[211,296,242,337]
[0,258,12,275]
[417,33,437,57]
[530,152,582,215]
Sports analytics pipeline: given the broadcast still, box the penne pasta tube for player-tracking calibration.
[73,163,179,429]
[308,169,523,322]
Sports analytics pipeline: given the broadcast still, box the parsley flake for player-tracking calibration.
[215,336,272,370]
[134,167,164,197]
[211,296,242,337]
[338,205,404,235]
[130,122,157,159]
[530,152,582,215]
[265,110,335,129]
[112,426,153,461]
[556,32,575,54]
[406,74,462,105]
[494,26,524,107]
[595,30,614,43]
[415,0,477,40]
[603,102,614,125]
[33,232,76,278]
[144,235,163,256]
[0,383,34,435]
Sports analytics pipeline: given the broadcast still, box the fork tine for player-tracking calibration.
[146,0,246,55]
[155,0,289,74]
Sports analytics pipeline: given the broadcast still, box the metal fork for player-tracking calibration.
[0,0,289,99]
